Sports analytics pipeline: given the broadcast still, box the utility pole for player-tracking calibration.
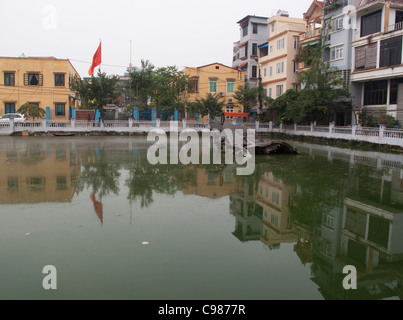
[255,58,263,121]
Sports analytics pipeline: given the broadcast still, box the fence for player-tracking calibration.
[1,119,403,148]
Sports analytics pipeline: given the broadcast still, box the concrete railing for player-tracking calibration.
[1,119,403,148]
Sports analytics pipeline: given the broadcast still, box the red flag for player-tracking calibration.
[88,42,102,76]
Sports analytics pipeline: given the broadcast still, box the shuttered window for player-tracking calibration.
[355,43,377,70]
[24,73,43,86]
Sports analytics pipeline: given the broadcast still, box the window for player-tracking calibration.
[269,88,272,98]
[54,74,65,87]
[276,62,284,74]
[252,43,258,56]
[293,36,299,49]
[5,103,15,114]
[4,73,15,86]
[269,66,273,76]
[24,73,43,86]
[332,18,344,31]
[330,45,343,61]
[293,60,298,73]
[355,43,377,70]
[253,23,258,34]
[55,103,65,116]
[189,77,199,93]
[276,85,284,97]
[396,11,403,24]
[56,177,67,190]
[242,24,248,37]
[27,177,45,191]
[323,214,334,229]
[270,214,278,227]
[226,106,234,120]
[272,191,279,205]
[252,65,257,78]
[390,79,398,105]
[209,79,217,93]
[270,45,273,53]
[277,38,285,50]
[263,68,267,77]
[8,178,18,192]
[227,80,235,93]
[361,10,381,37]
[364,80,388,105]
[271,23,275,32]
[380,36,402,68]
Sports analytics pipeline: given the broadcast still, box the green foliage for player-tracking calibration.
[233,85,257,113]
[187,93,225,120]
[17,103,46,120]
[70,70,120,111]
[128,60,156,110]
[357,108,379,127]
[152,66,190,112]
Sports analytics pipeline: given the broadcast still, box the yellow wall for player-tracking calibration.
[0,140,80,204]
[185,63,246,122]
[0,57,80,121]
[259,16,306,98]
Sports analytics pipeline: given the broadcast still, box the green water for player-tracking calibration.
[0,136,402,300]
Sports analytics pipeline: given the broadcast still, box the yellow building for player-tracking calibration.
[0,139,80,204]
[258,13,306,98]
[184,63,247,122]
[0,56,80,121]
[297,1,324,73]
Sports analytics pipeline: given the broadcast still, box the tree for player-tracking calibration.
[17,103,46,120]
[233,85,258,114]
[187,93,225,120]
[152,66,190,112]
[70,70,120,111]
[127,59,155,110]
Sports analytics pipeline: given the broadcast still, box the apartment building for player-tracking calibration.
[184,63,246,122]
[232,15,270,87]
[350,0,403,124]
[258,12,306,99]
[0,56,80,121]
[298,1,325,73]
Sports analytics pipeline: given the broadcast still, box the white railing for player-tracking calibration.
[2,119,403,148]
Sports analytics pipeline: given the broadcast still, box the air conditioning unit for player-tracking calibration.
[228,98,234,104]
[219,92,225,97]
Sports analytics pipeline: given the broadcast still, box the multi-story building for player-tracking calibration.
[297,1,325,74]
[0,56,80,121]
[232,15,270,87]
[258,12,306,100]
[184,63,246,122]
[350,0,403,125]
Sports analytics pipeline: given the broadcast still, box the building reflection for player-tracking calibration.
[0,140,81,204]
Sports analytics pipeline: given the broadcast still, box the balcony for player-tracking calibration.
[385,21,403,34]
[299,28,321,44]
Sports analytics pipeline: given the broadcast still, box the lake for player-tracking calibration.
[0,136,402,300]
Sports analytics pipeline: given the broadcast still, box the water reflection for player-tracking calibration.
[0,137,402,300]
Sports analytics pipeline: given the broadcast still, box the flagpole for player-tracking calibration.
[99,39,102,75]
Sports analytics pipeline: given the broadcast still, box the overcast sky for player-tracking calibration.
[0,0,314,77]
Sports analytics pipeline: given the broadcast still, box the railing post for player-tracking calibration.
[256,121,260,132]
[310,122,314,132]
[10,119,14,133]
[42,118,47,130]
[329,122,335,136]
[71,119,75,128]
[156,119,160,128]
[280,123,283,132]
[129,119,133,129]
[269,121,273,132]
[182,119,186,129]
[352,124,357,139]
[379,124,386,139]
[294,123,297,132]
